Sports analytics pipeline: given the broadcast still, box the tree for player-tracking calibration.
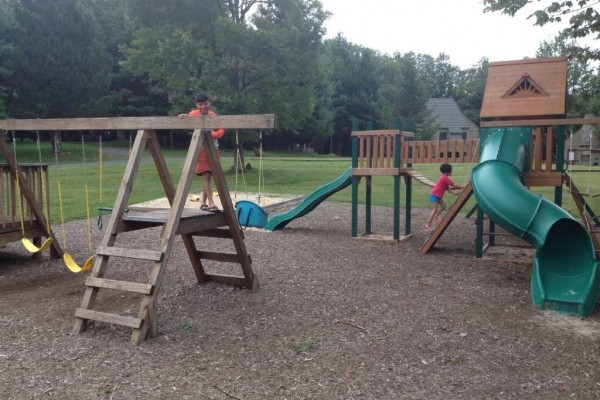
[392,52,430,137]
[8,0,114,118]
[217,0,268,24]
[324,36,384,155]
[453,58,489,125]
[537,33,600,117]
[0,0,16,118]
[483,0,600,59]
[416,53,460,99]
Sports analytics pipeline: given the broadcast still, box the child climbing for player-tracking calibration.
[178,92,225,212]
[425,163,463,231]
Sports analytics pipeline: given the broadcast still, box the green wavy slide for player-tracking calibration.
[265,168,353,231]
[472,127,599,316]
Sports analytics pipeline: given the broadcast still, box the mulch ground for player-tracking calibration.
[1,202,599,399]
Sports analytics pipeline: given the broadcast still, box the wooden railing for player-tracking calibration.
[351,129,480,176]
[402,139,479,164]
[351,130,404,176]
[480,119,574,186]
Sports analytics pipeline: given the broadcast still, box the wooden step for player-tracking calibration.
[85,277,153,294]
[192,228,234,239]
[96,246,163,261]
[74,308,142,329]
[197,250,244,263]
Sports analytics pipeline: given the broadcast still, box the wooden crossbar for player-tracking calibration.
[0,115,276,131]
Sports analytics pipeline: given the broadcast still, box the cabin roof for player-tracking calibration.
[480,57,567,119]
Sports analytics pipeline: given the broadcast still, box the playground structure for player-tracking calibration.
[245,123,478,238]
[257,57,600,316]
[0,114,276,345]
[350,125,479,241]
[423,57,600,317]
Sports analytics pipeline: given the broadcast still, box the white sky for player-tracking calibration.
[321,0,570,69]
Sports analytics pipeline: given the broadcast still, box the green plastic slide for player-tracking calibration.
[265,168,353,231]
[472,127,600,316]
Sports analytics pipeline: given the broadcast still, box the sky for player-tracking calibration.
[321,0,569,69]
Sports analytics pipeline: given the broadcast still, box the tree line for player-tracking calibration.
[1,0,599,155]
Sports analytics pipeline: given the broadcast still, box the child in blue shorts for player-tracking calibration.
[425,163,463,231]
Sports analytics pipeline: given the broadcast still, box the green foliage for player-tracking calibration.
[293,338,314,353]
[100,387,112,395]
[180,319,195,331]
[4,0,600,158]
[8,0,115,118]
[482,0,600,59]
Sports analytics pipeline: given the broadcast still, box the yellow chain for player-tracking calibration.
[57,180,67,249]
[98,136,103,208]
[10,132,26,235]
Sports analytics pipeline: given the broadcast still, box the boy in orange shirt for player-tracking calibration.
[179,92,225,212]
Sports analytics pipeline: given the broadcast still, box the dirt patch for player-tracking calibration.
[1,203,600,399]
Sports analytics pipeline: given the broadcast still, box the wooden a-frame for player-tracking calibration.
[0,115,276,345]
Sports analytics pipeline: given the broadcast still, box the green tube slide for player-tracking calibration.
[472,127,600,316]
[265,168,352,231]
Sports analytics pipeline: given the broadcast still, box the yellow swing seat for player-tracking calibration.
[63,253,94,273]
[21,237,52,253]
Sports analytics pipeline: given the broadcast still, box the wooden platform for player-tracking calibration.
[130,192,304,219]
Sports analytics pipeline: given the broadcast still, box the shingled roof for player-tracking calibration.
[426,98,478,135]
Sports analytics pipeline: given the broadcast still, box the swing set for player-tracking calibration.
[1,131,104,273]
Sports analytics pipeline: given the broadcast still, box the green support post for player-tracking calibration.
[351,119,359,237]
[394,119,403,239]
[554,126,565,206]
[476,207,484,258]
[365,121,373,235]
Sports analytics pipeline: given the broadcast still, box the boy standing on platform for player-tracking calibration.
[179,92,225,212]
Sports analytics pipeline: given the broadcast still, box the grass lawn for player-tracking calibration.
[4,140,600,224]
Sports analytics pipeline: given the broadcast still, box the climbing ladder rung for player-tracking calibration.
[192,228,234,238]
[205,273,248,286]
[85,277,153,294]
[96,246,163,261]
[198,250,244,263]
[74,308,143,329]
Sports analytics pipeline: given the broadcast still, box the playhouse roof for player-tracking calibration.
[480,57,567,120]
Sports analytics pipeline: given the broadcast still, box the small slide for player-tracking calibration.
[472,127,600,316]
[265,168,353,231]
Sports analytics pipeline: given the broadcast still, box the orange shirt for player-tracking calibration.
[187,109,225,140]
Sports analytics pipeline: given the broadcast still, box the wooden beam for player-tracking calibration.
[0,114,277,131]
[523,172,563,186]
[480,118,600,127]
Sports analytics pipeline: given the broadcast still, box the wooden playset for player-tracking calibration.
[350,124,479,241]
[0,115,275,344]
[421,57,600,260]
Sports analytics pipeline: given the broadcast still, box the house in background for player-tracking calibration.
[426,98,479,140]
[567,115,600,165]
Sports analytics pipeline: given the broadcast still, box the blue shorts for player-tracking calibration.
[429,194,440,203]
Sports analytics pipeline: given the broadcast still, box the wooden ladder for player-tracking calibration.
[419,183,473,253]
[73,128,257,345]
